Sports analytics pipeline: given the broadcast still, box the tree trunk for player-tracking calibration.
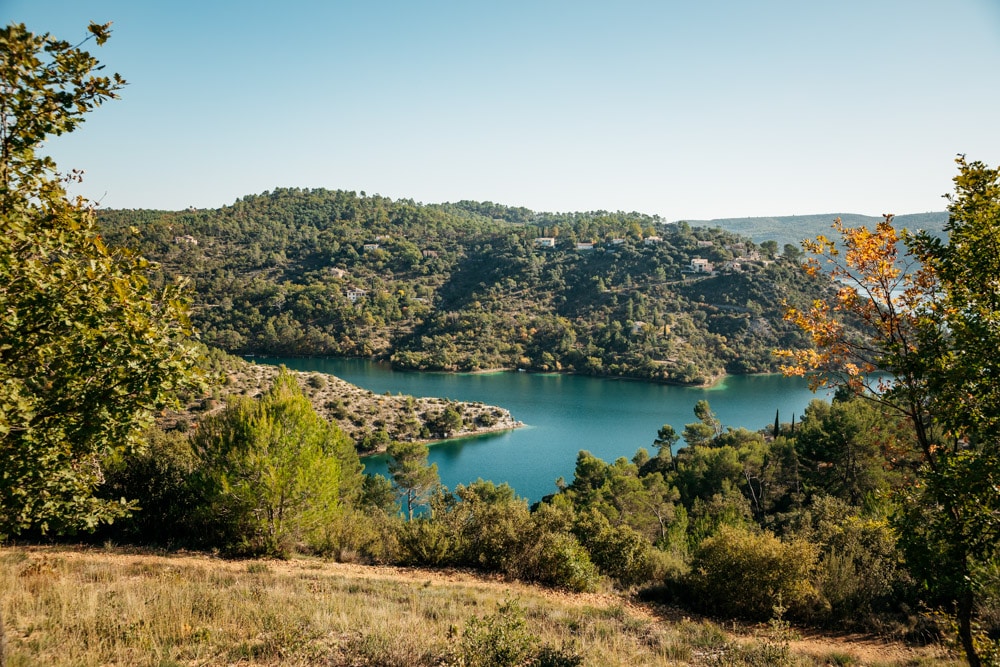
[957,589,981,667]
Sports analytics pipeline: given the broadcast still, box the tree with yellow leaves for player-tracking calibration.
[778,157,1000,667]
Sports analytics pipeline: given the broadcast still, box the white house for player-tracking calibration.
[576,242,595,251]
[690,257,714,274]
[346,288,368,302]
[643,236,662,245]
[534,237,556,248]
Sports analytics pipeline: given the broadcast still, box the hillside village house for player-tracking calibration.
[689,257,714,274]
[576,242,595,251]
[534,237,556,248]
[346,288,368,302]
[643,236,662,245]
[362,243,380,252]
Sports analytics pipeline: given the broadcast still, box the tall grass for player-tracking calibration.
[0,546,958,666]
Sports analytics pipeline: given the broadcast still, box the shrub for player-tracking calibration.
[398,517,458,566]
[97,426,202,546]
[687,525,819,620]
[520,530,601,593]
[451,599,583,667]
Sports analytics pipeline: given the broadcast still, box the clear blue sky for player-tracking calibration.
[6,0,1000,219]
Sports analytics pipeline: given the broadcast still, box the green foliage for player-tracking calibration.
[0,22,199,537]
[519,529,601,593]
[192,370,355,556]
[795,398,911,505]
[97,426,201,545]
[784,495,915,625]
[687,525,819,620]
[97,190,835,385]
[783,157,1000,665]
[451,598,583,667]
[387,440,440,520]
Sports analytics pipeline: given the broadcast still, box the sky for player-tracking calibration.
[5,0,1000,220]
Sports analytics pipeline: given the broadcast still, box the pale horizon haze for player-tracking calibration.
[5,0,1000,220]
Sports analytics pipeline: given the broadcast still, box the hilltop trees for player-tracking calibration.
[0,22,198,537]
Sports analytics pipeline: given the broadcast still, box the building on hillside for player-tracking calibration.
[576,242,595,251]
[534,237,557,248]
[643,236,663,245]
[346,288,368,302]
[689,257,715,274]
[696,240,715,248]
[362,243,380,252]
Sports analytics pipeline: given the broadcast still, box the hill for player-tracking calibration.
[688,211,949,249]
[0,546,956,666]
[98,190,841,386]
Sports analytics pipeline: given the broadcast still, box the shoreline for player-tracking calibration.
[359,419,526,458]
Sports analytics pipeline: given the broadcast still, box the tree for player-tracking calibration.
[682,400,721,448]
[194,370,353,556]
[653,424,679,454]
[0,22,199,537]
[387,439,440,520]
[779,158,1000,665]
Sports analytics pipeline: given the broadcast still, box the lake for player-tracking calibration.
[262,357,829,502]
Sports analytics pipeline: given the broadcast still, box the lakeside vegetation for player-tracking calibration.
[2,20,1000,667]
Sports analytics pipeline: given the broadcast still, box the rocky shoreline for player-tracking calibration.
[177,359,522,452]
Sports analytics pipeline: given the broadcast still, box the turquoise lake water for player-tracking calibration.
[261,357,829,502]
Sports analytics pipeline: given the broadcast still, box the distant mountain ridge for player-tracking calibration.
[686,211,949,249]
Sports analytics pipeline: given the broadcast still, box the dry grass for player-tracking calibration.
[0,546,958,666]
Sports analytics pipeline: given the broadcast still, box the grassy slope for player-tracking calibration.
[0,546,957,666]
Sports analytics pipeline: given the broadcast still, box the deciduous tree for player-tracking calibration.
[779,158,1000,665]
[0,22,199,537]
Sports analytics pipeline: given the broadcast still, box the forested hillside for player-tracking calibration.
[99,190,834,385]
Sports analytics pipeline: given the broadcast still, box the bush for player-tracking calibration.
[97,426,202,546]
[687,525,819,620]
[519,530,601,593]
[398,517,458,566]
[451,599,583,667]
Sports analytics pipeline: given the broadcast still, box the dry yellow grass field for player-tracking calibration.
[0,546,958,666]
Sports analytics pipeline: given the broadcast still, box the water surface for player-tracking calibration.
[264,357,828,502]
